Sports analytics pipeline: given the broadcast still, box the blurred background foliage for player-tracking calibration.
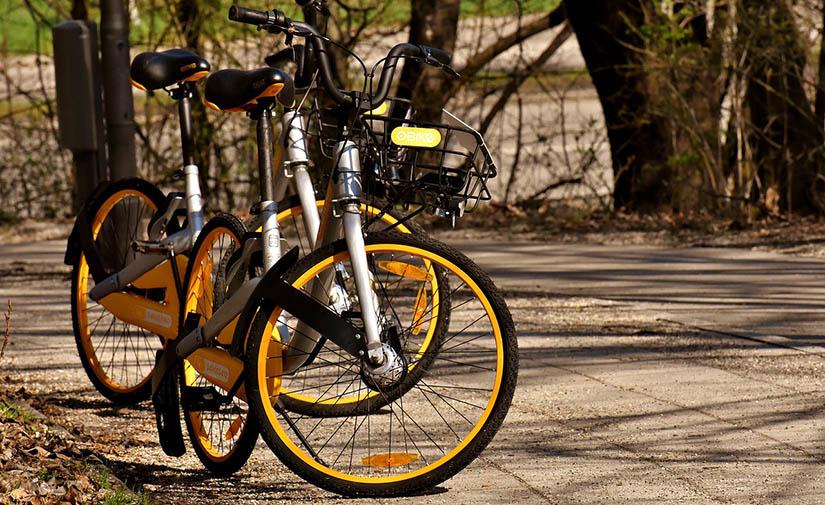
[6,0,825,227]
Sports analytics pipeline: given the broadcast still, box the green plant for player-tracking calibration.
[102,487,131,505]
[0,400,37,423]
[35,468,56,481]
[91,468,112,490]
[101,484,155,505]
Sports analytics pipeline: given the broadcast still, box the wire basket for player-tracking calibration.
[308,98,497,216]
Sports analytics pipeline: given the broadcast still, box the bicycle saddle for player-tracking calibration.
[130,49,210,91]
[204,68,296,112]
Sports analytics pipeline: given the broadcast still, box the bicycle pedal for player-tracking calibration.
[132,240,173,255]
[181,385,224,412]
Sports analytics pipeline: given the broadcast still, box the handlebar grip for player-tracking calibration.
[419,45,452,66]
[228,5,269,24]
[228,5,287,26]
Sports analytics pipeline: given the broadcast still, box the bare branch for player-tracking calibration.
[458,4,567,79]
[518,176,584,204]
[479,21,574,136]
[1,300,11,364]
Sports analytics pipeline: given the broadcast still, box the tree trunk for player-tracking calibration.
[175,0,215,202]
[397,0,460,122]
[71,0,87,20]
[565,0,672,211]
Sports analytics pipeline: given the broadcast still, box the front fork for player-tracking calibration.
[333,149,382,369]
[282,140,387,372]
[333,141,385,365]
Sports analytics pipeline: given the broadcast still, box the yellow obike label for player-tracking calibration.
[390,126,441,148]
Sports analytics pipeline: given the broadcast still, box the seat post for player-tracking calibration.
[250,102,281,270]
[172,82,197,167]
[252,104,275,203]
[170,81,205,241]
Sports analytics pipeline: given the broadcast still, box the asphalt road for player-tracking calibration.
[2,238,825,504]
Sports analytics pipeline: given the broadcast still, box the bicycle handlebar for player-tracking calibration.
[228,5,455,109]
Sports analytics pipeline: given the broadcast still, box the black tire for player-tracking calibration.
[178,214,259,475]
[71,178,166,405]
[245,231,518,497]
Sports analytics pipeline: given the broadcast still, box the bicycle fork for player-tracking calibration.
[282,140,391,373]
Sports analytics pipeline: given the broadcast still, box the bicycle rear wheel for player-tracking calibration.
[71,178,166,405]
[245,231,518,497]
[275,196,424,258]
[179,214,259,475]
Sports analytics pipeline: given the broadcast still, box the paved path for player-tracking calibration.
[3,238,825,504]
[451,239,825,346]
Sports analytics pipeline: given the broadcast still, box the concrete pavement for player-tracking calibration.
[450,239,825,348]
[3,238,825,504]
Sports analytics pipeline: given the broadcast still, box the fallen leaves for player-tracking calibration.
[0,395,136,504]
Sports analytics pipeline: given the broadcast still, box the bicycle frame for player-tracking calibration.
[160,104,390,397]
[73,85,207,341]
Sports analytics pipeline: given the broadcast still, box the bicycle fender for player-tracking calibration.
[64,222,80,266]
[65,182,115,284]
[229,247,367,360]
[152,342,179,398]
[64,180,113,267]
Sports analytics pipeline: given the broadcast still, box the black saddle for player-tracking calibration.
[204,67,295,111]
[130,49,210,92]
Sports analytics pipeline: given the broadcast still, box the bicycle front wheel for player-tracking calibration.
[71,178,166,405]
[245,231,518,497]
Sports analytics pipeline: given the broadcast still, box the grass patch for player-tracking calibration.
[91,468,113,490]
[461,0,560,17]
[467,69,593,92]
[102,486,154,505]
[92,468,154,504]
[0,400,37,423]
[36,468,57,482]
[2,0,561,55]
[0,0,65,54]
